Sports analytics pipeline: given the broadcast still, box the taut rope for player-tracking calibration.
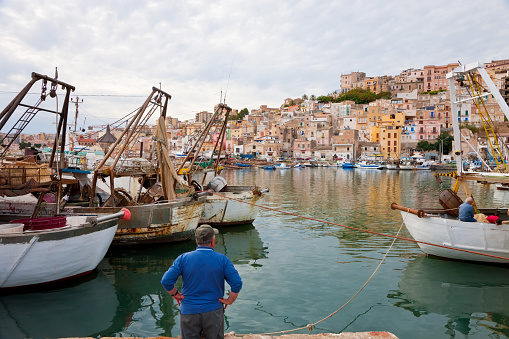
[209,191,509,262]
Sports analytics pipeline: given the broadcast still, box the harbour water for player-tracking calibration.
[1,168,509,339]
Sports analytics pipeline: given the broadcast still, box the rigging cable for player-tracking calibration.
[223,57,235,104]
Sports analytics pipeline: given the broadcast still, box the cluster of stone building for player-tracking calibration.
[17,59,509,162]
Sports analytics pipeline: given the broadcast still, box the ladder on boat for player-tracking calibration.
[0,99,43,157]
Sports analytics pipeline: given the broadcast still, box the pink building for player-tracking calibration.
[414,119,441,140]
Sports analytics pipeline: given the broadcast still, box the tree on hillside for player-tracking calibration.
[19,141,32,150]
[435,132,454,155]
[317,95,333,102]
[310,88,393,105]
[230,107,249,120]
[416,140,435,152]
[238,108,249,119]
[302,94,308,100]
[310,94,316,100]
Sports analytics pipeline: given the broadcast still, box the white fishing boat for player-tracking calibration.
[200,185,265,225]
[276,162,290,169]
[176,104,267,226]
[415,161,432,170]
[0,210,128,288]
[392,61,509,264]
[356,160,386,169]
[392,205,509,263]
[398,164,414,170]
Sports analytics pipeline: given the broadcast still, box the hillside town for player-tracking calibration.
[13,59,509,163]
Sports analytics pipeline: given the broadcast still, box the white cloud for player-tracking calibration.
[1,0,509,133]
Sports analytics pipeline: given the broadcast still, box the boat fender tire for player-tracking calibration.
[191,180,203,192]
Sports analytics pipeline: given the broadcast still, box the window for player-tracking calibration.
[388,141,391,146]
[465,110,468,115]
[394,141,397,146]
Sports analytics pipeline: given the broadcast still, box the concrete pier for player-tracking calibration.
[62,332,399,339]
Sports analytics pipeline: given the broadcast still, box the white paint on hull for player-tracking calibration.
[0,221,117,288]
[401,212,509,263]
[201,191,263,225]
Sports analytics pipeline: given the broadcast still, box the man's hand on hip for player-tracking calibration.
[219,292,239,309]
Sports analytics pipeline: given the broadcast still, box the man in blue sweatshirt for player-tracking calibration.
[458,196,477,222]
[161,224,242,339]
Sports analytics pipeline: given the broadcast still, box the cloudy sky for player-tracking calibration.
[1,0,509,133]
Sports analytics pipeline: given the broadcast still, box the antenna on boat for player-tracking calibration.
[223,57,235,104]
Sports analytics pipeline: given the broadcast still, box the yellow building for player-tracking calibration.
[378,112,405,159]
[230,128,243,139]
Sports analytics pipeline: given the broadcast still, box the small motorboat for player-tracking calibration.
[341,162,356,169]
[497,184,509,190]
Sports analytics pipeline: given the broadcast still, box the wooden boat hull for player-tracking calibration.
[67,197,205,245]
[200,186,264,226]
[0,216,117,288]
[400,211,509,263]
[0,197,206,245]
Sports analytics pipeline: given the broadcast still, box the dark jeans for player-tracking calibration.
[180,307,224,339]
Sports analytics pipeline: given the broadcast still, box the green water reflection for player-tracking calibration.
[1,168,508,339]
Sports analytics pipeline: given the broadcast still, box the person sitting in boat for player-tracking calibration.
[458,197,476,222]
[486,215,503,225]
